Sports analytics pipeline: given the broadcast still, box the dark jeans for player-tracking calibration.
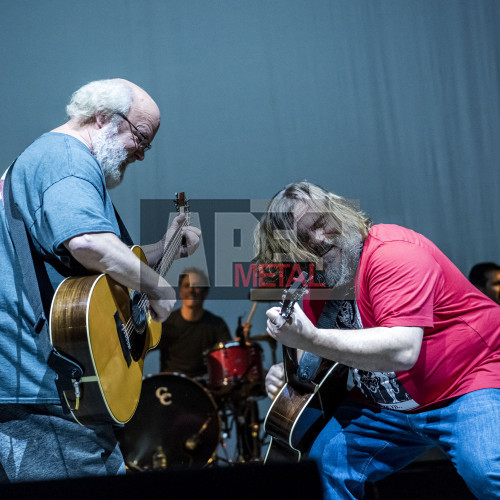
[309,389,500,499]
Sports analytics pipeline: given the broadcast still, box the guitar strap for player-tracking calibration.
[297,300,361,381]
[113,205,134,246]
[3,160,83,407]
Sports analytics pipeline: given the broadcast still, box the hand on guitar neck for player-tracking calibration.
[264,274,312,400]
[142,213,201,267]
[266,303,317,353]
[264,305,316,401]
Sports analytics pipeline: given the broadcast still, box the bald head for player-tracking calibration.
[119,79,161,143]
[66,78,160,130]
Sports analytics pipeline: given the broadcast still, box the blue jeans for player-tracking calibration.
[309,389,500,499]
[0,404,125,482]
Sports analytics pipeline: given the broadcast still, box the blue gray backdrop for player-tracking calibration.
[1,1,499,376]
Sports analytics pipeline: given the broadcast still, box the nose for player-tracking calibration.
[311,228,328,245]
[134,148,145,161]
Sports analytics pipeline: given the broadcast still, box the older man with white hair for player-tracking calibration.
[0,79,200,481]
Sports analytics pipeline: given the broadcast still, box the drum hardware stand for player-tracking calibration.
[236,395,262,462]
[184,412,216,454]
[213,397,237,465]
[215,389,265,463]
[248,333,278,365]
[211,302,267,464]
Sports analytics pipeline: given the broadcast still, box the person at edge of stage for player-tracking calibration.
[157,267,232,379]
[469,261,500,305]
[256,181,500,500]
[0,78,201,482]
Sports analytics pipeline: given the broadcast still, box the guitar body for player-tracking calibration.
[49,245,161,426]
[264,358,348,462]
[263,279,358,462]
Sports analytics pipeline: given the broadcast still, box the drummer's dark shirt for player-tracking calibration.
[158,309,232,378]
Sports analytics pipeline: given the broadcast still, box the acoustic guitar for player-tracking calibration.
[264,276,348,462]
[49,193,189,426]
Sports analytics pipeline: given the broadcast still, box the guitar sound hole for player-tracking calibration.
[128,291,148,362]
[130,291,147,334]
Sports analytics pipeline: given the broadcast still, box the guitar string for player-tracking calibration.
[122,222,186,343]
[122,212,190,343]
[123,220,186,340]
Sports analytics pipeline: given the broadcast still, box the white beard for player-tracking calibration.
[324,230,362,289]
[92,122,128,189]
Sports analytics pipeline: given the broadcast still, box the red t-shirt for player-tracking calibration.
[304,224,500,411]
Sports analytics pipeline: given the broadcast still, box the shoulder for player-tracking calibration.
[364,224,438,261]
[14,133,104,191]
[164,309,182,324]
[366,224,427,245]
[361,224,442,277]
[202,310,228,326]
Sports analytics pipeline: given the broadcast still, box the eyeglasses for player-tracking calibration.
[116,112,152,152]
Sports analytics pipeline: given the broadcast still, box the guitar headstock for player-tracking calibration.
[279,271,310,321]
[174,192,191,223]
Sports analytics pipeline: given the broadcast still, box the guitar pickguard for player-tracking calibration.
[114,310,132,367]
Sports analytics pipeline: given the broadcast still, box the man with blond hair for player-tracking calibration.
[257,181,500,499]
[0,79,200,481]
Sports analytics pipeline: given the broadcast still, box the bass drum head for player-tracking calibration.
[118,372,221,469]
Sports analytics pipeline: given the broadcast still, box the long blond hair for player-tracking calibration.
[254,181,371,267]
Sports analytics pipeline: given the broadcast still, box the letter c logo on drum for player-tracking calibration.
[155,386,173,406]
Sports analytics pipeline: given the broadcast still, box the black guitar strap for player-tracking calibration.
[113,205,134,246]
[3,160,83,407]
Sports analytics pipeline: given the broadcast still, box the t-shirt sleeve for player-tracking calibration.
[38,175,117,255]
[208,314,232,343]
[215,319,232,342]
[364,241,441,328]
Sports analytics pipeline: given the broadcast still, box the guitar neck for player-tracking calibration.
[154,206,189,279]
[137,193,190,309]
[283,345,298,381]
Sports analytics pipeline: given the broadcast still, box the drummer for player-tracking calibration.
[158,267,239,380]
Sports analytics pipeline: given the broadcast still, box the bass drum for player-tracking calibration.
[118,372,221,469]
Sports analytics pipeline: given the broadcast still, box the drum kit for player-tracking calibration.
[118,304,277,471]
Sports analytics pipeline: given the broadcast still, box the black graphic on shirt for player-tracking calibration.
[351,369,419,410]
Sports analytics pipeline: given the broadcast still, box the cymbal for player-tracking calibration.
[249,333,276,343]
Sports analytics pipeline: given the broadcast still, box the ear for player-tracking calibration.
[95,111,108,129]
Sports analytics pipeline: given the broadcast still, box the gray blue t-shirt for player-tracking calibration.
[0,133,122,403]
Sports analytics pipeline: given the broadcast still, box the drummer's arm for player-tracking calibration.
[235,322,251,342]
